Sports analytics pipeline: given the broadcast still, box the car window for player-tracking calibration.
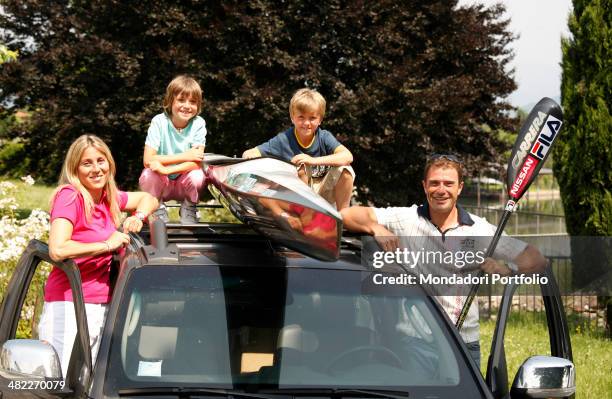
[105,266,482,396]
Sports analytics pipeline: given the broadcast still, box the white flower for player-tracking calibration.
[0,181,51,334]
[0,181,16,190]
[0,186,50,264]
[0,197,16,209]
[0,181,16,199]
[21,175,35,186]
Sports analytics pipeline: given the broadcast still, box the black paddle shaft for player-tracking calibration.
[455,98,563,330]
[455,207,513,329]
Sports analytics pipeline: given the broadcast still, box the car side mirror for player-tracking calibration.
[0,339,62,379]
[511,355,576,398]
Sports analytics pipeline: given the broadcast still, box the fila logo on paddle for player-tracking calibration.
[530,114,562,160]
[512,112,562,169]
[509,113,562,198]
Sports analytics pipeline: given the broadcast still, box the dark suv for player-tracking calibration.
[0,157,575,399]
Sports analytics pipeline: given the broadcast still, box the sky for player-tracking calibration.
[457,0,573,108]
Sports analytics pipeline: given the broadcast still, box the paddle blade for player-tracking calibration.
[507,97,563,202]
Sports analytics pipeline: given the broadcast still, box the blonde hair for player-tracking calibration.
[162,75,203,116]
[51,135,122,226]
[289,88,326,119]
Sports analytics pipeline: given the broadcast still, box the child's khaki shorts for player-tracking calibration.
[303,165,356,205]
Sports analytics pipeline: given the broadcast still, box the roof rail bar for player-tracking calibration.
[149,216,168,250]
[163,203,224,209]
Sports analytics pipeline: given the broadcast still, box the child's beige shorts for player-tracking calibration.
[305,165,356,204]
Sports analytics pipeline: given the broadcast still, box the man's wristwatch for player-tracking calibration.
[134,211,147,222]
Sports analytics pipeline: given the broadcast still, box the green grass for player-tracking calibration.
[480,313,612,398]
[6,179,55,216]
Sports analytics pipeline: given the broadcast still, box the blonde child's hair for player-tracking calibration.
[289,88,326,119]
[163,75,203,116]
[51,135,122,226]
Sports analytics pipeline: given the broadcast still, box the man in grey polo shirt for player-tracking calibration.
[341,154,547,368]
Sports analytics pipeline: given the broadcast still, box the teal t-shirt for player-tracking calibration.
[145,113,207,179]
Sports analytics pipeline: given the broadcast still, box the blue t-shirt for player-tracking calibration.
[257,127,342,177]
[145,112,207,179]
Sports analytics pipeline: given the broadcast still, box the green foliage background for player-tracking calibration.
[555,0,611,293]
[0,0,517,206]
[556,0,611,237]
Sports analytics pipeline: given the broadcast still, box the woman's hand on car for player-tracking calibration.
[122,216,144,233]
[106,231,130,251]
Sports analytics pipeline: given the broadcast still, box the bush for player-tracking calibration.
[0,139,30,178]
[0,180,50,339]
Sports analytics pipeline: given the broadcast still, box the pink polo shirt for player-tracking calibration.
[44,185,128,304]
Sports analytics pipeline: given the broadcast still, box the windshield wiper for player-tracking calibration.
[118,387,290,399]
[258,388,409,399]
[333,389,409,399]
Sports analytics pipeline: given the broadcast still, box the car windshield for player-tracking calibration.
[105,265,481,396]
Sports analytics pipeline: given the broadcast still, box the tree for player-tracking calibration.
[0,0,516,206]
[556,0,611,332]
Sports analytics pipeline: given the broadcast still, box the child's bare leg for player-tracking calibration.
[297,164,309,184]
[333,169,354,210]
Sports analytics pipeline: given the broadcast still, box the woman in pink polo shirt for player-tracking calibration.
[38,134,158,377]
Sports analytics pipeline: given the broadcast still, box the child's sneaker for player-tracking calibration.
[180,200,198,224]
[152,203,169,223]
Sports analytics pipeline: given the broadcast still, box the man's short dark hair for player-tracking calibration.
[423,154,464,182]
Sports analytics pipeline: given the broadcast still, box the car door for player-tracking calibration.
[0,239,93,398]
[485,265,573,399]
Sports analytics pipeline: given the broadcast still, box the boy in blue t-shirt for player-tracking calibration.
[242,88,355,210]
